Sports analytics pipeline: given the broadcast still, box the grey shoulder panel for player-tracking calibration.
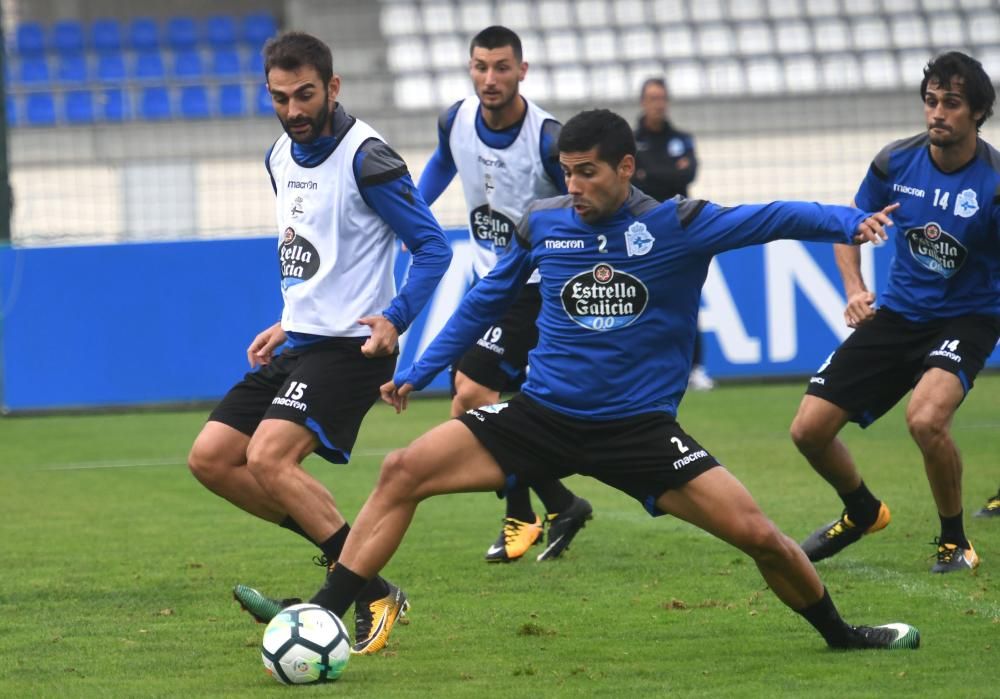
[357,138,409,187]
[674,196,709,228]
[977,138,1000,175]
[871,132,927,179]
[624,187,661,217]
[438,100,463,135]
[514,194,573,249]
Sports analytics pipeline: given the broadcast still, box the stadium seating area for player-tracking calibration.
[381,0,1000,109]
[4,13,278,126]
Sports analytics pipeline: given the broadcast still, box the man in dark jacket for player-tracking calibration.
[634,78,712,390]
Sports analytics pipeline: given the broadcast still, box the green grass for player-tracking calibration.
[1,376,998,698]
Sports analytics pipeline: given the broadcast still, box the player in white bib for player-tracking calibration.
[187,32,451,654]
[418,26,593,563]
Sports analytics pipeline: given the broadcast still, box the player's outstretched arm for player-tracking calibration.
[842,202,897,328]
[380,380,413,414]
[246,321,286,368]
[850,202,898,245]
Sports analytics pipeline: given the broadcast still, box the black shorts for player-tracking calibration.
[805,307,1000,427]
[208,337,395,463]
[454,283,541,393]
[457,393,720,516]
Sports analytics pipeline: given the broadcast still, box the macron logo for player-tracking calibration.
[892,183,925,198]
[545,239,585,249]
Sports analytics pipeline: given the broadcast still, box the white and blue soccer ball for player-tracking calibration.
[261,603,350,685]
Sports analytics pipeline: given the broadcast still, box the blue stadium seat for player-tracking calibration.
[52,19,85,54]
[179,85,211,118]
[211,47,242,76]
[256,83,272,115]
[242,13,278,47]
[205,15,238,47]
[139,86,171,120]
[18,57,50,84]
[97,52,127,83]
[167,17,198,50]
[65,90,95,124]
[100,88,129,121]
[56,54,89,83]
[133,50,166,80]
[91,18,123,52]
[129,17,160,50]
[173,49,204,78]
[218,83,245,116]
[25,92,57,126]
[247,49,265,76]
[6,95,18,127]
[16,23,46,56]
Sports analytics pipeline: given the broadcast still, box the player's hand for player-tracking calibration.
[852,202,899,245]
[247,322,286,368]
[358,315,399,357]
[844,290,876,328]
[380,380,413,413]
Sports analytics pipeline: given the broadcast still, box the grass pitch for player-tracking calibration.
[1,376,998,697]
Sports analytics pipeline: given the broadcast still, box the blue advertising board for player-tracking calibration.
[1,232,996,412]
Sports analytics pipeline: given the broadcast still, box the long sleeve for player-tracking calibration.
[395,242,535,389]
[679,199,868,257]
[354,139,453,333]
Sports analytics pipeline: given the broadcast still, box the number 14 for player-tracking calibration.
[933,189,950,210]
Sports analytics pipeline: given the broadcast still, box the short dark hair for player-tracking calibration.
[921,51,995,128]
[640,77,667,100]
[470,25,522,62]
[558,109,637,167]
[263,31,334,86]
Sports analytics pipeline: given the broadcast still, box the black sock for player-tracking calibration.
[939,511,969,548]
[504,485,536,522]
[279,515,314,543]
[318,524,350,562]
[839,481,880,526]
[359,575,391,601]
[796,588,851,647]
[531,479,574,515]
[310,563,370,618]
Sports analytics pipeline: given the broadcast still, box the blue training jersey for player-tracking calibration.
[855,133,1000,322]
[397,187,868,420]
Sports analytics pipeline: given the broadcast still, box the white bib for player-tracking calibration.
[449,96,561,281]
[269,119,396,337]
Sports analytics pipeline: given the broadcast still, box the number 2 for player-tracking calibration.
[597,234,607,253]
[670,436,689,454]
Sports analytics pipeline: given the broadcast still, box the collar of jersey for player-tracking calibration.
[474,98,527,150]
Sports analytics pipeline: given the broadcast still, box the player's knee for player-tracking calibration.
[378,448,428,501]
[789,413,828,455]
[188,442,228,487]
[739,520,790,565]
[245,440,289,488]
[453,376,497,413]
[906,409,946,447]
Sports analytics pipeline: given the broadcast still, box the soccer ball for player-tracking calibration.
[261,603,350,685]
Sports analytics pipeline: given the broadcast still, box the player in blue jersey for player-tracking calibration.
[791,52,1000,574]
[187,32,451,654]
[300,109,920,652]
[418,26,593,563]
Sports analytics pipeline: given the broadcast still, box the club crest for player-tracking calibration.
[953,188,979,218]
[624,221,655,257]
